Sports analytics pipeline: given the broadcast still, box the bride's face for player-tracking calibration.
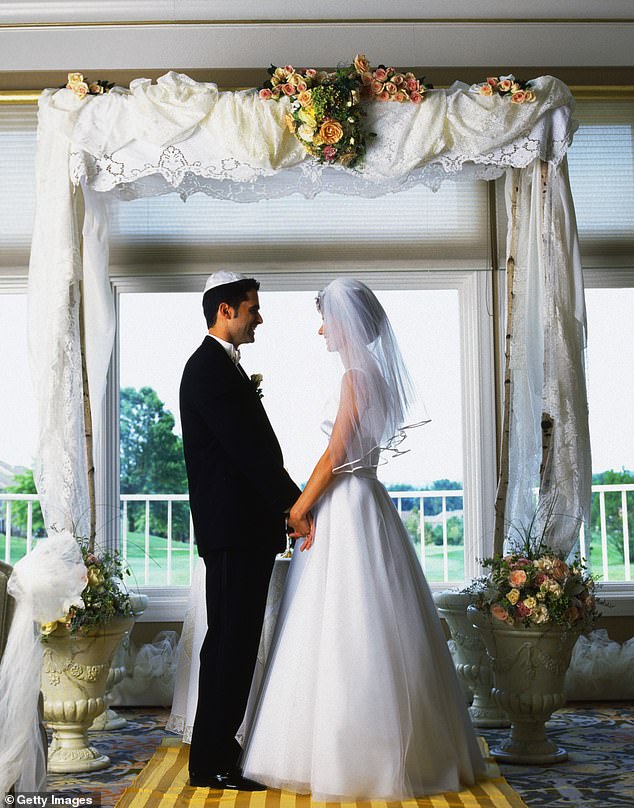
[318,321,339,353]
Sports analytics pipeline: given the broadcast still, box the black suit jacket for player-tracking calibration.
[180,336,301,556]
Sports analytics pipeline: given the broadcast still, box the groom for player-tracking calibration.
[180,271,301,790]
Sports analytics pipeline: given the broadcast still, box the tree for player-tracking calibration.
[120,386,189,539]
[5,468,44,535]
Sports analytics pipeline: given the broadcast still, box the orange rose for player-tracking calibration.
[319,119,344,145]
[508,569,527,587]
[354,54,370,74]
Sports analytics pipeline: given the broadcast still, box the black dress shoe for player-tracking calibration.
[189,769,267,791]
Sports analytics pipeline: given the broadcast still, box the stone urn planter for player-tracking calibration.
[90,592,148,731]
[468,605,581,764]
[433,590,509,727]
[41,615,133,773]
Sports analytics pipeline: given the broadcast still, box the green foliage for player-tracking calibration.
[590,469,634,561]
[5,468,44,535]
[120,386,189,540]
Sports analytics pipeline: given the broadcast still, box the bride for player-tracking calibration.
[236,278,487,800]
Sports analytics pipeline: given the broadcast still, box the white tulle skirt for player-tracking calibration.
[239,470,486,801]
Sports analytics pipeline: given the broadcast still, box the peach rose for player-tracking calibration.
[498,79,512,92]
[259,88,273,100]
[395,91,407,103]
[374,68,388,82]
[491,603,509,622]
[354,54,370,74]
[305,68,317,78]
[511,90,527,104]
[479,84,494,96]
[406,78,419,92]
[508,569,527,587]
[384,82,397,95]
[524,90,536,102]
[284,65,295,75]
[282,83,295,96]
[319,119,344,145]
[393,74,404,86]
[378,90,390,102]
[410,91,423,104]
[486,77,498,87]
[371,79,384,94]
[72,82,89,100]
[297,90,313,107]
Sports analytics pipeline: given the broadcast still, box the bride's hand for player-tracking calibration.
[300,519,315,552]
[287,505,311,540]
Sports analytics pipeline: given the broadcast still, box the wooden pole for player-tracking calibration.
[493,168,520,557]
[79,281,96,551]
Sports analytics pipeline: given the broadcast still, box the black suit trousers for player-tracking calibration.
[188,548,276,775]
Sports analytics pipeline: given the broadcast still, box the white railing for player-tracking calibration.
[2,484,633,587]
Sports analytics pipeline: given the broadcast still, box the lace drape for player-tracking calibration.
[28,71,590,555]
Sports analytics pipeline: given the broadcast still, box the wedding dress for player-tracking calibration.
[237,413,486,800]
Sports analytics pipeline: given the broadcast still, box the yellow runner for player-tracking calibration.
[115,740,527,808]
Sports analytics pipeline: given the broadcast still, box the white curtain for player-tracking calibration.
[28,71,590,559]
[505,160,591,555]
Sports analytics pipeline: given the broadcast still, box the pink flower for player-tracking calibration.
[284,65,295,75]
[296,81,308,92]
[406,78,419,92]
[514,558,531,567]
[374,68,388,81]
[384,82,397,95]
[498,79,512,93]
[508,569,527,587]
[259,88,272,100]
[516,601,531,618]
[378,90,390,102]
[410,91,423,104]
[322,145,337,161]
[535,573,547,586]
[487,76,498,86]
[371,79,384,94]
[491,603,509,622]
[511,90,527,104]
[479,85,494,96]
[393,74,404,86]
[282,84,295,96]
[305,68,317,78]
[395,91,407,103]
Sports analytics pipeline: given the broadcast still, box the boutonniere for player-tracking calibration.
[250,373,264,399]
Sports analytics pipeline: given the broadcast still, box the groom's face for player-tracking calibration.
[228,289,263,347]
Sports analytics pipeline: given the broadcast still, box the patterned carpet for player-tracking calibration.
[45,703,634,808]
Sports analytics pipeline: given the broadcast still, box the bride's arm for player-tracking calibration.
[288,373,360,547]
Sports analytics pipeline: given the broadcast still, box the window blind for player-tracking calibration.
[568,99,634,267]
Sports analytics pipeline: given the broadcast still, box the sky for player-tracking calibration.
[2,286,633,487]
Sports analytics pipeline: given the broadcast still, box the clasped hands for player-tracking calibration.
[286,506,314,552]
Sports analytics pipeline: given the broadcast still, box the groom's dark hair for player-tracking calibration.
[203,278,260,328]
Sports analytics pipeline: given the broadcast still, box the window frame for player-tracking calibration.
[104,268,497,621]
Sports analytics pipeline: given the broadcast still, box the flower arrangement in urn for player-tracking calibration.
[476,511,600,631]
[41,535,133,637]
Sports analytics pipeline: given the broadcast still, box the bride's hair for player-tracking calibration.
[317,277,417,472]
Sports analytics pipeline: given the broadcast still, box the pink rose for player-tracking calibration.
[284,65,294,75]
[259,88,273,100]
[282,84,295,96]
[406,78,419,92]
[371,79,384,94]
[516,601,531,618]
[491,603,509,622]
[374,68,388,81]
[395,91,407,103]
[305,68,317,78]
[511,90,527,104]
[479,85,494,96]
[498,79,512,92]
[296,81,307,92]
[508,569,527,587]
[487,76,498,86]
[322,145,337,161]
[410,91,423,104]
[384,82,397,95]
[393,74,404,86]
[378,90,390,102]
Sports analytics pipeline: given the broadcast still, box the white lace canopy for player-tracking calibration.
[27,70,590,556]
